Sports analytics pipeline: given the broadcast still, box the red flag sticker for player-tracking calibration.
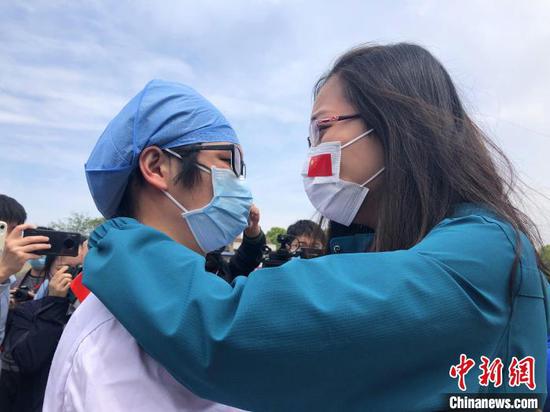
[307,153,333,177]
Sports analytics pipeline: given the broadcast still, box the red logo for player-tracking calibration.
[450,354,476,391]
[509,356,536,390]
[450,355,536,391]
[479,356,504,388]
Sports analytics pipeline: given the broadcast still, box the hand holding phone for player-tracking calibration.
[0,224,51,283]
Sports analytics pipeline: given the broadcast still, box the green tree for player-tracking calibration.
[49,212,105,236]
[266,227,286,246]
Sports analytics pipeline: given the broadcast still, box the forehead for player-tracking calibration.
[312,75,355,119]
[294,234,313,243]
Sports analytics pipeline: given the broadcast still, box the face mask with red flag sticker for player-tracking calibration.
[301,128,385,226]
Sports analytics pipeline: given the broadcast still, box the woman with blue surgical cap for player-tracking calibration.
[43,80,250,411]
[70,45,550,411]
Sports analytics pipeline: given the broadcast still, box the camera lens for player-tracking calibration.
[0,223,5,230]
[63,238,76,249]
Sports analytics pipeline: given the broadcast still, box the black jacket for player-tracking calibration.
[205,230,266,283]
[1,296,70,412]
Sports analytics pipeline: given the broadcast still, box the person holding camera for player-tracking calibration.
[278,219,327,264]
[33,238,88,301]
[8,228,59,309]
[0,195,50,373]
[205,204,266,282]
[262,220,327,268]
[76,44,550,411]
[44,80,248,411]
[286,219,326,253]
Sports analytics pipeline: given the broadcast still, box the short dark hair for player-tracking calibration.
[116,146,201,218]
[287,220,326,247]
[0,194,27,225]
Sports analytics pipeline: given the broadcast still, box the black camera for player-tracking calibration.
[22,228,81,257]
[261,234,325,268]
[66,265,82,278]
[13,285,33,302]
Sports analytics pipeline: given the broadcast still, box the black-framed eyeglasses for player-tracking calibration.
[165,143,246,178]
[308,113,361,147]
[289,238,325,253]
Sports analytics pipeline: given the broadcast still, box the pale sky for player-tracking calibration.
[1,0,549,242]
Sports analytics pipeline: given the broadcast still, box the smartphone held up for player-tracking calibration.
[23,227,82,257]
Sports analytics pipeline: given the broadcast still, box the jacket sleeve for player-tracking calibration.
[227,230,266,280]
[83,214,524,411]
[11,296,70,373]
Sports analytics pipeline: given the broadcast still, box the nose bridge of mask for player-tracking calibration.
[169,165,253,253]
[209,167,251,201]
[206,170,253,243]
[193,164,249,205]
[196,165,250,198]
[164,166,250,215]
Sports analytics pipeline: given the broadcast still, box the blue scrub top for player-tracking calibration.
[83,203,550,411]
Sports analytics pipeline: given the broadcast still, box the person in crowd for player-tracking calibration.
[285,219,326,253]
[0,195,50,372]
[33,237,88,301]
[0,250,82,412]
[205,204,266,282]
[44,80,249,411]
[78,44,550,411]
[8,228,56,308]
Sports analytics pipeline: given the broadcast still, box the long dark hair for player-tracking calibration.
[315,43,548,280]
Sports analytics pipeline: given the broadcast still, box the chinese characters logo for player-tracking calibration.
[449,354,535,391]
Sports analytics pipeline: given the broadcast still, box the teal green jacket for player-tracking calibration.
[83,204,550,411]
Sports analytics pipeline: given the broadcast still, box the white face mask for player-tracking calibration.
[302,129,385,226]
[163,164,253,253]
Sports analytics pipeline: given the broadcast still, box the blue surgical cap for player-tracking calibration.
[85,79,239,218]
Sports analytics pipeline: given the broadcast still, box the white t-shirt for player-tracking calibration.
[43,294,244,412]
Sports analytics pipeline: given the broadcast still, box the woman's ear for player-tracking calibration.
[139,146,171,191]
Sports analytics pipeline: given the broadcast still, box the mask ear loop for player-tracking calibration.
[361,167,385,187]
[163,191,189,213]
[164,148,183,159]
[195,163,212,174]
[162,148,192,213]
[165,148,212,174]
[341,128,374,150]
